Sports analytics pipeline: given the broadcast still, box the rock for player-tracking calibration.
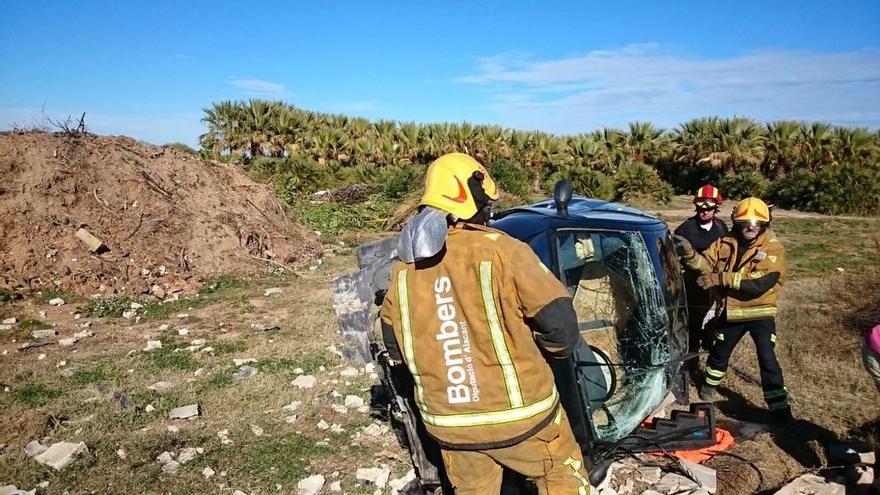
[264,287,283,297]
[116,448,126,459]
[151,286,166,299]
[356,466,391,488]
[147,381,175,392]
[344,395,365,408]
[0,485,36,495]
[362,423,387,437]
[143,340,162,352]
[75,228,106,253]
[330,424,344,434]
[159,324,170,331]
[169,404,201,419]
[389,469,417,495]
[232,491,248,495]
[292,375,317,388]
[122,310,137,319]
[72,330,93,339]
[156,451,174,464]
[25,441,48,457]
[0,324,11,331]
[250,424,264,436]
[200,346,215,353]
[364,362,375,373]
[637,466,663,484]
[282,401,302,413]
[191,338,206,346]
[194,368,205,376]
[217,429,233,445]
[177,447,199,464]
[284,415,298,424]
[2,317,16,325]
[678,459,716,493]
[233,358,257,366]
[293,367,304,374]
[32,329,57,339]
[37,353,46,360]
[252,323,280,332]
[357,405,370,414]
[144,404,156,413]
[297,474,325,495]
[329,480,342,492]
[654,473,699,493]
[202,466,215,478]
[177,328,188,336]
[317,420,330,430]
[38,311,47,318]
[33,442,88,471]
[232,366,258,381]
[161,460,180,474]
[176,313,189,318]
[58,337,78,347]
[339,366,359,377]
[331,404,348,414]
[773,474,845,495]
[48,298,65,306]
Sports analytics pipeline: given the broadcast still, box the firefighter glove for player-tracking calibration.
[672,235,696,259]
[697,273,722,289]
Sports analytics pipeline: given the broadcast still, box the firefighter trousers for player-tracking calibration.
[439,408,590,495]
[703,318,789,411]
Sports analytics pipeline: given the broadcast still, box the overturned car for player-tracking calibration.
[333,184,709,493]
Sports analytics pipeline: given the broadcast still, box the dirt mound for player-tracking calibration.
[0,131,321,297]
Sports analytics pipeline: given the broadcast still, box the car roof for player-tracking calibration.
[491,196,667,242]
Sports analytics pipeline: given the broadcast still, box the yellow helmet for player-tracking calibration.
[420,153,500,219]
[732,197,771,226]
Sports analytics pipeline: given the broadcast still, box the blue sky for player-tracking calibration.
[1,1,879,147]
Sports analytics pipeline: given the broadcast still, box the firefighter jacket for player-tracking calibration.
[380,222,578,449]
[681,228,786,322]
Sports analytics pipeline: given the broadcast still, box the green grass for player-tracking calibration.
[0,288,20,305]
[17,318,51,331]
[201,368,236,390]
[773,218,880,277]
[142,344,199,371]
[11,383,62,406]
[34,287,79,305]
[72,362,120,386]
[220,434,331,486]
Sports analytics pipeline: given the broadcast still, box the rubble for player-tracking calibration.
[264,287,283,296]
[252,323,280,332]
[217,429,233,445]
[339,366,359,377]
[654,473,700,493]
[177,447,200,464]
[282,401,302,413]
[72,329,93,339]
[232,366,258,381]
[33,441,88,471]
[169,404,201,419]
[75,228,106,253]
[32,329,57,339]
[24,441,48,457]
[250,424,264,436]
[292,375,317,388]
[774,474,845,495]
[143,340,162,351]
[48,298,65,306]
[344,395,365,408]
[389,469,417,495]
[356,466,391,488]
[0,485,36,495]
[232,358,257,366]
[2,317,17,324]
[297,474,325,495]
[147,381,175,392]
[202,466,215,478]
[58,337,78,347]
[678,459,716,493]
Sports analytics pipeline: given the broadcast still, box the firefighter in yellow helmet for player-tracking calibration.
[673,197,791,422]
[380,153,591,494]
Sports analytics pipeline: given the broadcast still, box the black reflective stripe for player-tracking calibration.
[532,297,580,357]
[738,272,780,296]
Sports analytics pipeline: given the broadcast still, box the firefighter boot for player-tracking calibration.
[698,385,717,402]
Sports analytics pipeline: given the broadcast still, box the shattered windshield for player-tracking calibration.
[555,230,672,442]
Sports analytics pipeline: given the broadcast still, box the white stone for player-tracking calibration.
[292,375,317,389]
[330,424,344,433]
[147,381,175,392]
[144,404,156,413]
[25,441,48,457]
[116,448,126,459]
[177,447,199,464]
[284,415,298,424]
[169,404,200,419]
[58,337,78,347]
[356,466,391,488]
[364,362,375,373]
[143,340,162,351]
[389,469,417,495]
[161,460,180,474]
[159,324,170,331]
[329,480,342,492]
[317,420,330,430]
[167,425,179,433]
[72,330,93,339]
[282,401,302,413]
[331,404,348,414]
[176,313,189,318]
[202,466,215,478]
[122,310,137,319]
[678,459,716,493]
[233,358,257,366]
[156,451,174,464]
[339,366,359,377]
[773,474,845,495]
[654,473,699,493]
[362,423,387,436]
[264,287,283,297]
[297,474,325,495]
[33,442,88,471]
[130,302,144,310]
[217,429,233,445]
[32,329,57,339]
[250,424,264,436]
[0,324,12,331]
[200,346,215,353]
[293,367,304,374]
[38,311,47,318]
[48,298,65,306]
[37,354,46,360]
[177,328,189,336]
[357,405,370,414]
[2,317,16,325]
[0,485,36,495]
[344,395,365,408]
[194,368,205,376]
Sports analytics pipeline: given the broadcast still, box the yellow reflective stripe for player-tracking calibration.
[749,271,765,279]
[767,255,778,262]
[538,261,550,274]
[691,256,703,270]
[705,366,726,379]
[419,388,558,428]
[727,306,778,320]
[704,375,722,386]
[732,272,742,290]
[397,270,427,411]
[770,334,777,344]
[479,261,524,408]
[484,233,500,241]
[563,457,590,495]
[763,387,788,399]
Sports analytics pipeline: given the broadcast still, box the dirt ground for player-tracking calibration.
[0,131,321,298]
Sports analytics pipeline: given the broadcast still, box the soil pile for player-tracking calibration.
[0,131,321,297]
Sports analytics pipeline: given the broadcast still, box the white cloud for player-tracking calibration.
[228,78,288,97]
[457,44,880,132]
